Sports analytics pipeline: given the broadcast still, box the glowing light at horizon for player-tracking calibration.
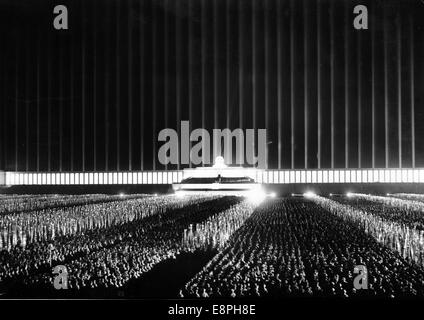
[175,191,186,198]
[246,188,266,204]
[303,191,316,198]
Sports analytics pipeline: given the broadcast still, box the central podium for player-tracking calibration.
[172,157,263,193]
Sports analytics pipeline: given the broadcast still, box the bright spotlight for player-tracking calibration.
[246,189,266,204]
[154,193,158,197]
[175,191,185,198]
[346,192,353,198]
[119,192,125,198]
[270,192,276,198]
[212,156,227,169]
[329,193,333,197]
[386,193,391,196]
[303,192,316,198]
[291,193,295,197]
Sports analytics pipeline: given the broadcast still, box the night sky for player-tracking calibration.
[1,0,424,172]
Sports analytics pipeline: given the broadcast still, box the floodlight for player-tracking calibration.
[246,189,266,204]
[175,191,185,198]
[303,191,316,198]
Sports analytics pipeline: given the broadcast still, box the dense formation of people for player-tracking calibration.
[391,193,424,203]
[0,194,218,250]
[182,200,256,251]
[15,196,240,291]
[181,199,424,298]
[0,194,146,215]
[2,193,424,298]
[341,194,424,230]
[0,194,228,285]
[320,195,424,266]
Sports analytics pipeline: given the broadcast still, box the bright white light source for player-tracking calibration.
[154,193,158,197]
[329,193,333,197]
[246,189,266,204]
[269,192,276,198]
[303,191,316,198]
[175,191,185,198]
[212,156,227,169]
[291,193,295,197]
[346,192,353,198]
[386,193,391,196]
[119,192,125,198]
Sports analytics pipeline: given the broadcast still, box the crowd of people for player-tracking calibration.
[320,195,424,267]
[341,194,424,230]
[0,194,146,215]
[182,200,256,251]
[3,193,424,298]
[0,194,228,286]
[181,198,424,298]
[15,196,240,291]
[391,193,424,203]
[0,194,219,251]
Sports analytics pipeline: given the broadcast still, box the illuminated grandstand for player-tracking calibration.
[2,168,424,186]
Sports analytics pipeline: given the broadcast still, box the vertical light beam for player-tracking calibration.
[139,0,144,170]
[344,3,349,169]
[252,0,257,162]
[59,40,63,172]
[357,28,362,168]
[277,0,282,169]
[93,0,97,171]
[105,2,110,171]
[265,0,269,169]
[317,0,321,169]
[384,9,389,168]
[397,13,402,168]
[226,0,230,130]
[290,0,295,169]
[164,0,169,170]
[25,31,29,172]
[82,1,86,172]
[371,7,375,168]
[176,0,181,169]
[48,31,52,171]
[239,0,244,167]
[116,1,120,171]
[36,29,40,172]
[410,14,415,168]
[189,0,193,168]
[152,1,157,170]
[330,2,335,168]
[70,29,75,172]
[304,0,308,169]
[128,0,132,171]
[15,44,18,172]
[214,0,219,130]
[201,0,206,167]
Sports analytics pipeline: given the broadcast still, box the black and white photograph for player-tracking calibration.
[0,0,424,317]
